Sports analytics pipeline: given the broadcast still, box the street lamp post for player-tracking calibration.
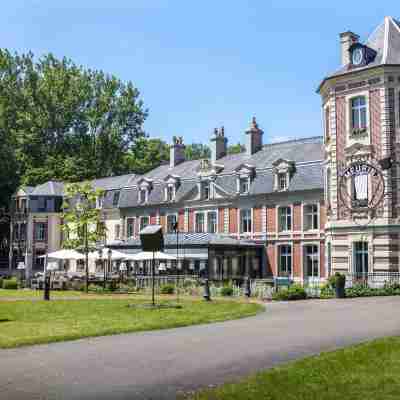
[173,222,180,304]
[97,247,104,289]
[107,248,112,285]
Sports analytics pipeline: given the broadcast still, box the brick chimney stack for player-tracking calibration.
[245,117,263,156]
[210,126,227,164]
[170,136,185,168]
[340,31,359,66]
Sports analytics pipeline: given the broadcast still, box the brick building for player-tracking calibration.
[319,16,400,278]
[6,16,400,283]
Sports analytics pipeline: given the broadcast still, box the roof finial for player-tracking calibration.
[251,116,258,129]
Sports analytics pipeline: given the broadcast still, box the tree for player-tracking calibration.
[0,50,148,187]
[227,143,245,154]
[61,182,106,292]
[185,143,211,160]
[124,137,170,174]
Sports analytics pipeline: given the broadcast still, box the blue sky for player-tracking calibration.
[1,2,398,146]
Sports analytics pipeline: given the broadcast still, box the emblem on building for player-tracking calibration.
[338,160,385,221]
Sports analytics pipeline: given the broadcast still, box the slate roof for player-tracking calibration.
[319,16,400,88]
[31,181,65,196]
[22,136,324,206]
[117,137,324,207]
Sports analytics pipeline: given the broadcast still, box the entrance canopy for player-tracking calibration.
[124,251,177,261]
[88,248,127,260]
[38,249,84,260]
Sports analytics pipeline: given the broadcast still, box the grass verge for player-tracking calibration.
[0,289,85,299]
[189,336,400,400]
[0,298,262,349]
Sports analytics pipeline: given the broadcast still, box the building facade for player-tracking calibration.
[319,16,400,278]
[6,16,400,283]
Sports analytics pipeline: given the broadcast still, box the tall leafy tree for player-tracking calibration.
[227,143,245,154]
[184,143,211,160]
[123,137,170,174]
[0,51,148,188]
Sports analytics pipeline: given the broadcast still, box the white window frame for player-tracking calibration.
[302,243,320,279]
[302,203,319,231]
[166,213,178,233]
[165,185,175,202]
[238,177,250,194]
[126,218,135,238]
[277,243,292,277]
[345,91,370,143]
[202,181,211,200]
[138,189,147,204]
[139,215,150,232]
[353,241,369,275]
[207,210,218,233]
[35,222,46,241]
[277,205,292,232]
[278,173,288,191]
[239,208,252,234]
[194,211,205,233]
[350,96,367,130]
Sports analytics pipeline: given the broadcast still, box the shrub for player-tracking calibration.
[88,284,105,293]
[273,284,307,301]
[320,283,334,299]
[220,286,234,296]
[328,272,346,289]
[0,277,3,289]
[68,280,85,291]
[106,280,118,292]
[160,284,175,294]
[2,278,18,290]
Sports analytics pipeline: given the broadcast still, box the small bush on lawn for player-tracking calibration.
[106,280,118,292]
[320,283,334,299]
[160,284,175,294]
[0,277,3,288]
[220,286,234,296]
[2,278,18,290]
[88,284,106,293]
[272,284,307,301]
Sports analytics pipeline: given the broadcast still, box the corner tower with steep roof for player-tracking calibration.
[318,16,400,276]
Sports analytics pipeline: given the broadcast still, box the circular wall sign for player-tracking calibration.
[338,161,385,214]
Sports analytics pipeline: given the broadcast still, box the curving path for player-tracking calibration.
[1,296,400,400]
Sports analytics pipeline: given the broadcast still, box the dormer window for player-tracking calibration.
[239,177,249,194]
[273,159,295,192]
[235,164,255,195]
[139,189,147,204]
[166,186,174,202]
[202,181,210,200]
[112,191,120,207]
[278,173,287,191]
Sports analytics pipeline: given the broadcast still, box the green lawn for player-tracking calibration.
[190,337,400,400]
[0,289,86,299]
[0,298,262,349]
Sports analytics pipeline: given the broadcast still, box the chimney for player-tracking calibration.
[210,126,227,164]
[245,117,263,156]
[170,136,185,168]
[340,31,359,66]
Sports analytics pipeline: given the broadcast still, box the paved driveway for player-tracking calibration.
[1,296,400,400]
